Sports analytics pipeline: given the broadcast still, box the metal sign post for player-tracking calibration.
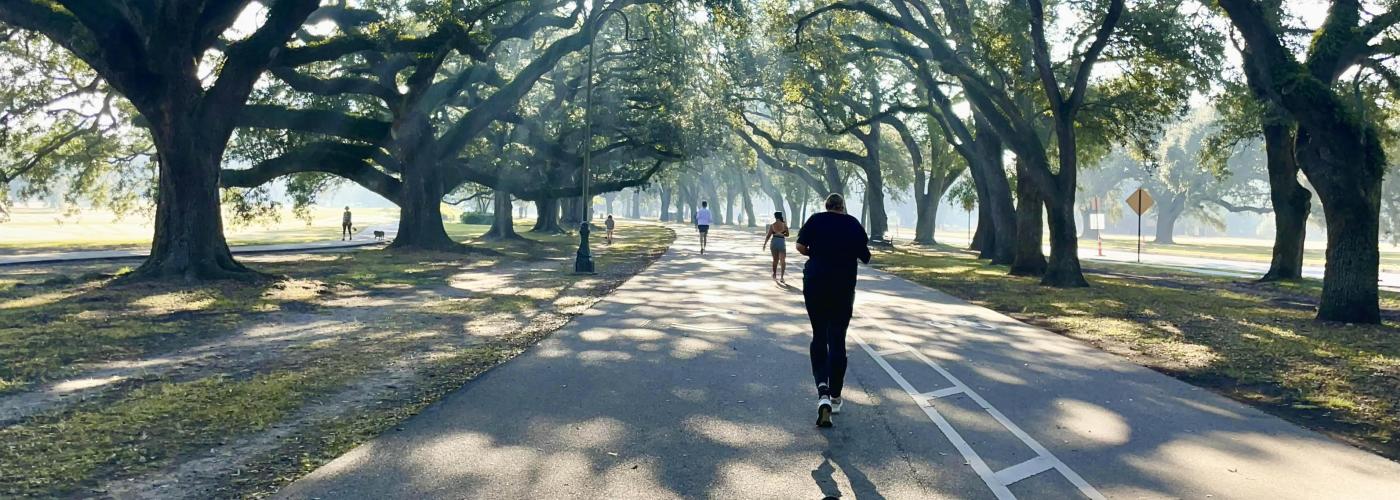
[1125,188,1154,263]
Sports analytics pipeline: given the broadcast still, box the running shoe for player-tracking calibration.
[816,397,833,427]
[830,397,843,414]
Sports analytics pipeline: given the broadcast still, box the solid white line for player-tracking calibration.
[855,309,1107,500]
[994,456,1055,485]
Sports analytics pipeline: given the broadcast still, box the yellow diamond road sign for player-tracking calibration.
[1126,188,1154,215]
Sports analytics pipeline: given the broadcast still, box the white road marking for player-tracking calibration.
[994,456,1057,485]
[853,309,1106,500]
[919,386,965,401]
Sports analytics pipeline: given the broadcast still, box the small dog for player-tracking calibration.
[373,230,385,240]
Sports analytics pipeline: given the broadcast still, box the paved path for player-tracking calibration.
[279,226,1400,499]
[0,226,395,266]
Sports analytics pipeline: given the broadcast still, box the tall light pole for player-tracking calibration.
[575,7,647,274]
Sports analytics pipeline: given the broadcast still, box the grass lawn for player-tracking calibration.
[872,245,1400,461]
[0,206,403,255]
[0,220,673,497]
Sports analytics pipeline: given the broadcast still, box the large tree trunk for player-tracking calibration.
[658,187,672,221]
[389,160,458,251]
[740,181,757,228]
[533,198,564,233]
[631,188,643,219]
[970,206,991,252]
[482,189,520,240]
[863,121,890,243]
[1260,122,1310,281]
[133,110,250,280]
[1153,191,1187,244]
[913,201,937,245]
[1298,125,1382,323]
[971,119,1016,264]
[1010,162,1047,276]
[560,196,583,227]
[1042,195,1089,287]
[604,192,617,218]
[823,158,845,197]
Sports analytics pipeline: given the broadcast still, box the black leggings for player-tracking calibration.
[804,280,854,397]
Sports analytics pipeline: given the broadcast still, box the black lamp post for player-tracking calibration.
[575,7,647,274]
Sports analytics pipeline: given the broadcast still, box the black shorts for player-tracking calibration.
[698,225,710,234]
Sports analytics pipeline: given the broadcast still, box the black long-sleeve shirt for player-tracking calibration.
[797,211,871,288]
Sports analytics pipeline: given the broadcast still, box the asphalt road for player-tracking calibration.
[278,225,1400,499]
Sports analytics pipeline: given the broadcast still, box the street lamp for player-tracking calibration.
[575,6,649,274]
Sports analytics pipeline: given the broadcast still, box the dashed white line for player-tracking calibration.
[854,309,1105,500]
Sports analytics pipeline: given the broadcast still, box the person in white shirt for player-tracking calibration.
[695,201,713,255]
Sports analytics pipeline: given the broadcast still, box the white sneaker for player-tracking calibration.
[830,397,843,414]
[816,397,833,427]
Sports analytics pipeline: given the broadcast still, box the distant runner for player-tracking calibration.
[761,211,790,282]
[796,193,870,428]
[342,206,354,241]
[605,214,616,245]
[695,201,713,255]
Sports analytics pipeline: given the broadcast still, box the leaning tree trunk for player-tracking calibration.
[1297,125,1382,323]
[134,109,251,280]
[1153,192,1187,244]
[482,189,520,240]
[533,198,564,233]
[1010,163,1047,276]
[389,160,458,251]
[1260,122,1310,281]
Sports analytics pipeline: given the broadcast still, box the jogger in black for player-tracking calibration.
[796,193,871,427]
[806,285,853,399]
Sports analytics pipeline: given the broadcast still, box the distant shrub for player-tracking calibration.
[459,212,493,225]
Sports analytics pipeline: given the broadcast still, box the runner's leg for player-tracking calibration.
[804,282,832,396]
[827,286,854,397]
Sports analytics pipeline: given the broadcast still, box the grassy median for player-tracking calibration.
[873,245,1400,461]
[0,220,673,497]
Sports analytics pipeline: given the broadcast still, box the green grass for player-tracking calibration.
[873,246,1400,460]
[0,220,675,497]
[0,368,350,494]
